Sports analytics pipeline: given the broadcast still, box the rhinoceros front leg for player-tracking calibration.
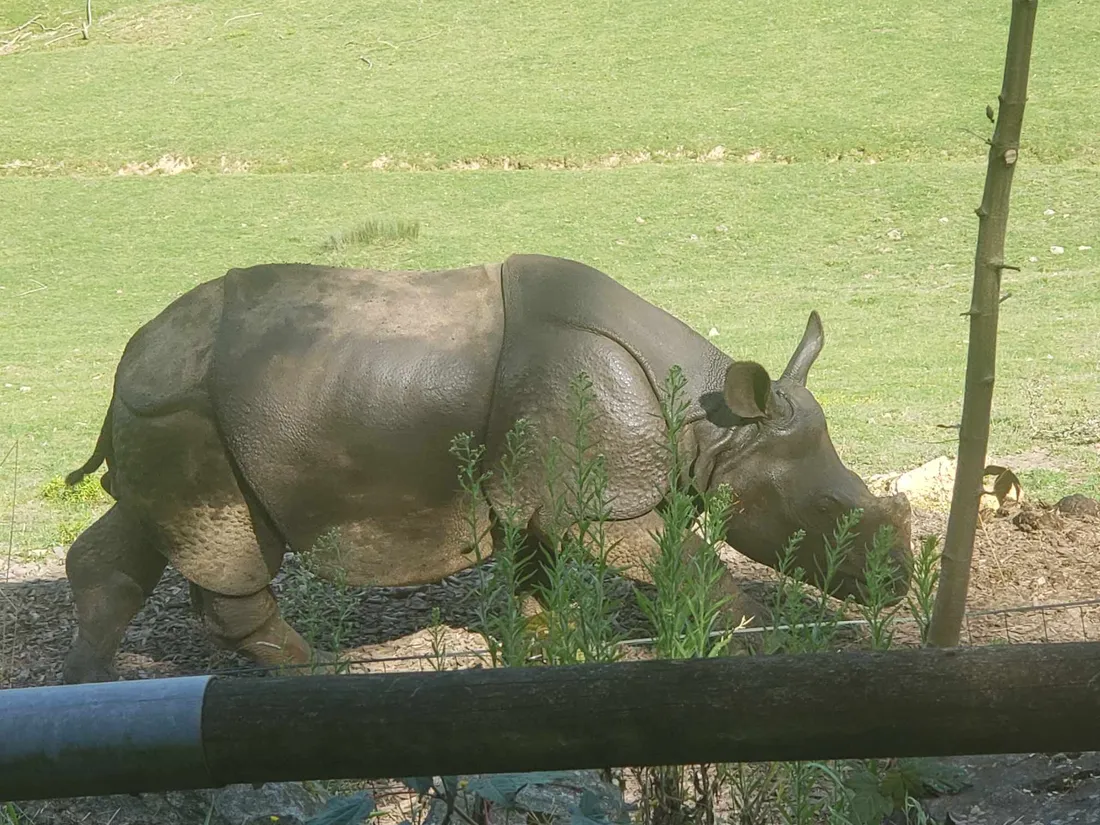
[63,504,167,684]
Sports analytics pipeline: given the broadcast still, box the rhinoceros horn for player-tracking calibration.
[780,310,824,386]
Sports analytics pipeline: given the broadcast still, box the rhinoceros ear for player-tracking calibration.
[780,310,824,386]
[723,361,774,420]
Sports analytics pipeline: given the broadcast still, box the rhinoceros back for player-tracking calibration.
[204,261,506,584]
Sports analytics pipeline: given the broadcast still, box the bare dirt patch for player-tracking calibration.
[115,154,195,176]
[0,4,207,57]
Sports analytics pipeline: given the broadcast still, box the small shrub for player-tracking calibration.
[440,364,946,825]
[426,607,450,671]
[762,511,858,656]
[638,364,738,661]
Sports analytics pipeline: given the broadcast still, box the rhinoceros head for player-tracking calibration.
[697,311,913,603]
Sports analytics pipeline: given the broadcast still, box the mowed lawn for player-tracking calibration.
[1,0,1098,554]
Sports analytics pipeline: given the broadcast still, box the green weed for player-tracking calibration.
[450,421,535,669]
[761,514,855,656]
[535,372,626,666]
[280,528,358,674]
[40,474,105,504]
[907,536,942,646]
[427,607,449,672]
[638,365,737,662]
[855,525,907,651]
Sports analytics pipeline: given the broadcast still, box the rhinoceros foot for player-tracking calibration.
[62,636,120,684]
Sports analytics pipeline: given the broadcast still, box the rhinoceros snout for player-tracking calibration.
[886,491,912,523]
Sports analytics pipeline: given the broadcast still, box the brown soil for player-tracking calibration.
[3,498,1100,822]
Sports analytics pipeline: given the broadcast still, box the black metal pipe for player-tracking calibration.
[4,643,1100,802]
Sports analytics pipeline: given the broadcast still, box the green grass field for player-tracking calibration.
[2,0,1098,555]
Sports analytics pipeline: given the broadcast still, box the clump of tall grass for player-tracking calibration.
[321,217,420,252]
[40,472,108,548]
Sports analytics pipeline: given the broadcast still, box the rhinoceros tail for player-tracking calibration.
[65,405,114,488]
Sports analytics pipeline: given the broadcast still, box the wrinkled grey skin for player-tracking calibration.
[61,253,912,683]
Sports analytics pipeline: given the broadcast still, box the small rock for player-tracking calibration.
[1080,245,1092,251]
[212,781,330,825]
[1044,208,1056,215]
[708,327,719,337]
[635,216,646,224]
[1051,245,1065,254]
[1029,256,1039,262]
[715,224,729,232]
[939,217,950,223]
[887,228,903,240]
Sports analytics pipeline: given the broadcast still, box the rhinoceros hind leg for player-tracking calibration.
[63,504,167,684]
[194,585,332,674]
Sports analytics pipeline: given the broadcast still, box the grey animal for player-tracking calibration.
[61,253,912,683]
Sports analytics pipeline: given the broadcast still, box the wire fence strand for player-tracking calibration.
[196,594,1100,678]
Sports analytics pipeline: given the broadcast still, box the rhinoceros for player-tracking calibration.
[60,253,912,683]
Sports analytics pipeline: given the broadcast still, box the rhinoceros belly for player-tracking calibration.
[208,261,504,586]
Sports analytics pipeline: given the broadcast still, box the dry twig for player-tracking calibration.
[225,12,263,26]
[0,15,43,36]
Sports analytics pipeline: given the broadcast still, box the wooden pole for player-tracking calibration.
[5,642,1100,801]
[928,0,1039,648]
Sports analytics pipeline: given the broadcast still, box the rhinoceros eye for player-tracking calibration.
[772,389,796,427]
[815,494,840,514]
